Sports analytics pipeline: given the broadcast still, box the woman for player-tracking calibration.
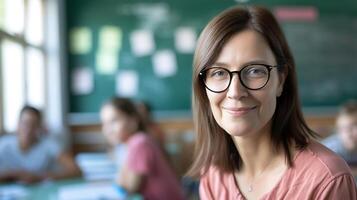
[187,6,357,199]
[100,97,185,200]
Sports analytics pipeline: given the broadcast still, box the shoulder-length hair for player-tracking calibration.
[187,6,317,177]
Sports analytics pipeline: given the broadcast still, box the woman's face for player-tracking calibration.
[100,104,136,145]
[206,29,285,138]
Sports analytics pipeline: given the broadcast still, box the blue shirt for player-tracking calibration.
[0,134,61,174]
[322,134,357,166]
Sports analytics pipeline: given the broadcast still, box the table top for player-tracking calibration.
[0,179,123,200]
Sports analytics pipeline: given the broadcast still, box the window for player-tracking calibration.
[0,0,46,132]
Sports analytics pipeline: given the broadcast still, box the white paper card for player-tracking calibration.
[69,27,92,54]
[152,50,177,77]
[96,50,118,74]
[98,26,122,51]
[130,30,155,56]
[116,70,138,97]
[71,67,94,95]
[175,27,197,53]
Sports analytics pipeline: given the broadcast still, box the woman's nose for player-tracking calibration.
[226,74,249,99]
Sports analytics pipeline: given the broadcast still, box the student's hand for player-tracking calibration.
[116,166,144,194]
[16,171,44,184]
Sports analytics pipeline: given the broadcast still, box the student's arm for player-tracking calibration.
[0,152,81,183]
[117,136,153,194]
[0,171,17,182]
[117,166,145,194]
[46,151,82,180]
[0,170,43,183]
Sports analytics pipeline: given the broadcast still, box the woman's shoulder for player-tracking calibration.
[275,141,357,199]
[200,165,238,199]
[288,140,353,188]
[298,140,352,176]
[202,165,224,177]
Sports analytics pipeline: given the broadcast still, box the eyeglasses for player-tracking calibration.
[199,64,279,93]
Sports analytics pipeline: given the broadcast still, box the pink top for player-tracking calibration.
[200,141,357,200]
[126,133,185,200]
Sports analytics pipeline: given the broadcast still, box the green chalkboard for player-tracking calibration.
[66,0,357,115]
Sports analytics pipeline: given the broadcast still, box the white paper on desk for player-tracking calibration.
[175,27,197,53]
[71,67,94,95]
[0,185,30,199]
[130,29,155,56]
[152,50,177,77]
[69,27,92,54]
[98,26,122,51]
[116,70,138,97]
[57,182,118,200]
[96,50,119,75]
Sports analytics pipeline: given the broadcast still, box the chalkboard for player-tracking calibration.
[283,18,357,107]
[66,0,357,115]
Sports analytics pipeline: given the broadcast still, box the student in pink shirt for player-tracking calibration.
[187,5,357,200]
[100,97,185,200]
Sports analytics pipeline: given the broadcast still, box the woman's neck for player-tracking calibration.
[231,131,284,176]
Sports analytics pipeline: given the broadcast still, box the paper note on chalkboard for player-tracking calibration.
[175,27,197,53]
[130,30,155,57]
[71,67,94,95]
[96,50,118,75]
[98,26,122,51]
[152,50,177,77]
[116,70,138,97]
[69,27,92,54]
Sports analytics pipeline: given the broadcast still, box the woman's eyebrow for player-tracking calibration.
[211,62,229,67]
[211,59,271,68]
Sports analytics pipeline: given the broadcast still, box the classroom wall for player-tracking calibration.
[66,0,357,120]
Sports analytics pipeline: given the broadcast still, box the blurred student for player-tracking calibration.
[0,105,81,183]
[100,97,185,200]
[323,100,357,166]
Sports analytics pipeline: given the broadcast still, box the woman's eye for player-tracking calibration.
[245,67,267,77]
[209,69,228,78]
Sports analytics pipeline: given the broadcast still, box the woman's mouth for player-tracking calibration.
[223,106,257,117]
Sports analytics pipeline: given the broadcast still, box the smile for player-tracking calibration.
[223,106,257,116]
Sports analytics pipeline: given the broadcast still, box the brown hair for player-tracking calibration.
[103,97,146,132]
[20,105,42,123]
[187,6,317,177]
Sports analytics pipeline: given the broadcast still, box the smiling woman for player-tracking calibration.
[187,5,357,200]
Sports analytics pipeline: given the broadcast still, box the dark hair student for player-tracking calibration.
[187,6,357,199]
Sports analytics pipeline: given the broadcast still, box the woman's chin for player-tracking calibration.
[225,126,253,137]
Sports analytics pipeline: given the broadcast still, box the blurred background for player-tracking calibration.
[0,0,356,199]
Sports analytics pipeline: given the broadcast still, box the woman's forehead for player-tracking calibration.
[215,30,276,67]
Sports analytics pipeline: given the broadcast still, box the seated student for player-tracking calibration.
[0,105,81,183]
[100,97,185,200]
[323,100,357,166]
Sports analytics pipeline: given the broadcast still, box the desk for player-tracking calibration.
[0,179,122,200]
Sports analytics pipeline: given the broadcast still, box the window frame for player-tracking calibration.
[0,0,47,133]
